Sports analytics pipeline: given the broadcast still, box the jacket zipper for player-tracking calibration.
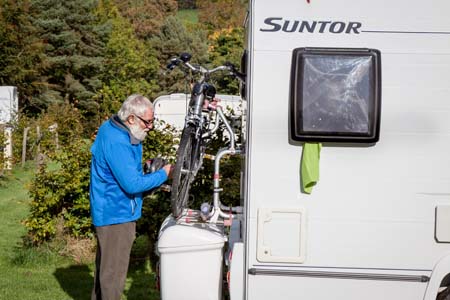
[131,198,137,215]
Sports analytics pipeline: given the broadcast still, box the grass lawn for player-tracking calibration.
[177,9,198,25]
[0,165,160,300]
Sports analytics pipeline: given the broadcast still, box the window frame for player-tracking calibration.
[289,47,382,143]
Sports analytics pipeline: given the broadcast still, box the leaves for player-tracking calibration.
[25,138,92,244]
[197,0,247,31]
[9,0,247,248]
[114,0,178,39]
[28,0,110,115]
[149,16,209,95]
[94,4,160,120]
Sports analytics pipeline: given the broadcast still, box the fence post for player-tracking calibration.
[22,127,30,168]
[3,126,13,170]
[48,123,59,150]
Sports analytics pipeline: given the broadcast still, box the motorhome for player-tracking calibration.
[157,1,450,299]
[153,93,243,130]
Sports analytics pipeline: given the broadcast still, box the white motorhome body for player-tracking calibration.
[238,1,450,300]
[157,1,450,299]
[153,93,243,130]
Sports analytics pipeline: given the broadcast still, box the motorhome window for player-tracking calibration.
[290,48,381,143]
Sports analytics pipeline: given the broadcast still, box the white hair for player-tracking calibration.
[117,94,153,122]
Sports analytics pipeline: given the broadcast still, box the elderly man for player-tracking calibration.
[90,94,172,300]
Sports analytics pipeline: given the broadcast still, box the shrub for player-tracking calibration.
[24,120,179,246]
[24,138,92,244]
[12,102,84,165]
[139,122,178,261]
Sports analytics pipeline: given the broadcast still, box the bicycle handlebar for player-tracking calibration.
[166,53,246,83]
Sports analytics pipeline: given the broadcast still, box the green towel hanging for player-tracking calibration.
[301,142,322,194]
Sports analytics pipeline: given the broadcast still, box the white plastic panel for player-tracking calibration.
[435,206,450,243]
[257,208,306,263]
[229,242,244,300]
[247,274,426,300]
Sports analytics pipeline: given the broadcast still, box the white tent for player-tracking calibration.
[0,86,18,124]
[0,86,18,170]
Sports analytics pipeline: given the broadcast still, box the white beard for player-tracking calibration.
[129,123,148,141]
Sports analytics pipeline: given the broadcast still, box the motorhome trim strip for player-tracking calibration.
[248,268,430,282]
[361,30,450,35]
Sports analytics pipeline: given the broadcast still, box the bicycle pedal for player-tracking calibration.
[204,154,216,160]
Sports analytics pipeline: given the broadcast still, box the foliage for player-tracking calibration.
[197,0,248,31]
[24,138,92,244]
[177,9,198,26]
[142,122,179,161]
[0,0,46,114]
[5,0,247,260]
[189,109,243,209]
[27,0,110,115]
[139,122,178,262]
[94,4,160,121]
[113,0,178,39]
[177,0,196,9]
[0,165,160,300]
[149,16,209,95]
[23,118,179,246]
[208,27,245,94]
[11,102,84,164]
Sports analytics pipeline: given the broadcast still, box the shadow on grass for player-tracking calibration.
[54,264,93,300]
[52,235,161,300]
[125,259,161,300]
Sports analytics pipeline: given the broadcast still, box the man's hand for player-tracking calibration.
[144,158,167,174]
[202,97,221,111]
[162,164,174,178]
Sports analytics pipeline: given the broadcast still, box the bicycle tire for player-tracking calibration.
[170,125,202,217]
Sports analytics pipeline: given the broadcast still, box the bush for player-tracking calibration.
[24,138,92,244]
[24,120,179,246]
[139,122,178,262]
[12,102,84,165]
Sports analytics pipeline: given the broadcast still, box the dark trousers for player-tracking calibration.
[91,222,136,300]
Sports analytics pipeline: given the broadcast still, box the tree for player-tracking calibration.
[197,0,247,31]
[28,0,110,116]
[177,0,196,9]
[149,16,209,95]
[0,0,47,114]
[113,0,178,39]
[94,4,160,121]
[208,27,245,94]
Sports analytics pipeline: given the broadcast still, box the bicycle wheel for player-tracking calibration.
[171,125,203,217]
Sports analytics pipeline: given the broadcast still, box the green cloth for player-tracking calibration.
[301,143,322,194]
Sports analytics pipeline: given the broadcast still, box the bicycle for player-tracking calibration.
[166,53,245,219]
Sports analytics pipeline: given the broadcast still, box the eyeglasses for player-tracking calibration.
[134,114,154,127]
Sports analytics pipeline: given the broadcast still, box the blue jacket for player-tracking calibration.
[90,115,168,227]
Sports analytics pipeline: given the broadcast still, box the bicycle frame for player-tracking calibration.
[167,53,245,223]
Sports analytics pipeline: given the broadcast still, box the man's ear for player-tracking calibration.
[126,115,135,125]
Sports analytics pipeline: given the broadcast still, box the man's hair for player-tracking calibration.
[117,94,153,122]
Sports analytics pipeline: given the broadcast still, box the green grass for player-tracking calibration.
[177,9,198,25]
[0,165,160,300]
